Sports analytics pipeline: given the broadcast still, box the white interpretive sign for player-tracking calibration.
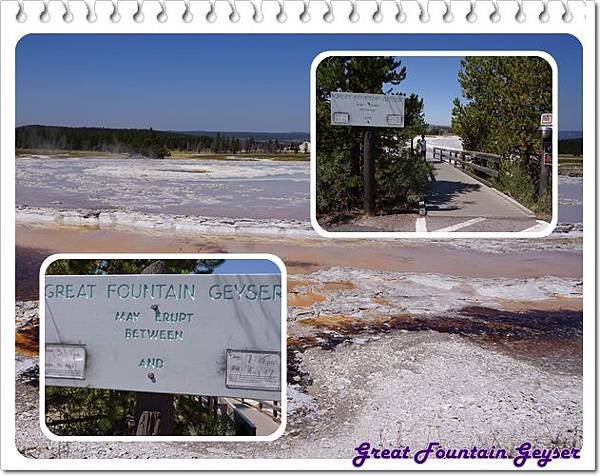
[330,91,405,128]
[226,349,280,391]
[43,273,283,400]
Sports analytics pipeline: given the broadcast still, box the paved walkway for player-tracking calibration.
[422,159,541,232]
[327,136,549,233]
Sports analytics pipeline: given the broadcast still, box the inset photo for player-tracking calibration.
[40,255,286,440]
[311,52,557,237]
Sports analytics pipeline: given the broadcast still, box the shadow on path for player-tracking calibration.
[427,179,481,211]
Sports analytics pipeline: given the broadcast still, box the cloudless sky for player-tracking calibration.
[216,259,280,275]
[16,34,582,131]
[389,56,462,126]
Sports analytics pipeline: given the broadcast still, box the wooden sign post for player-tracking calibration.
[330,91,405,215]
[539,113,553,198]
[134,391,174,436]
[363,129,375,215]
[134,260,174,436]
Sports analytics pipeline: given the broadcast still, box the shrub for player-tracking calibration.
[316,150,362,215]
[316,148,430,216]
[497,158,551,215]
[376,153,431,211]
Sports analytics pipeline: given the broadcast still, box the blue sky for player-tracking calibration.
[388,56,462,125]
[216,259,280,275]
[16,34,582,131]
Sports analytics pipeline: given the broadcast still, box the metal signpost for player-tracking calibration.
[539,113,553,196]
[330,91,405,214]
[44,273,282,402]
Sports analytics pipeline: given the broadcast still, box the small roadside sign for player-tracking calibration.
[540,113,553,126]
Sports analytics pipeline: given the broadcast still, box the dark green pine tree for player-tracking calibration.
[315,56,430,215]
[451,56,552,157]
[451,56,552,211]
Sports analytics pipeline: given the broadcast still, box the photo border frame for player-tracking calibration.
[310,50,559,239]
[38,252,288,443]
[1,0,595,470]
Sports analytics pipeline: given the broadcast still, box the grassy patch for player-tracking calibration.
[558,155,583,177]
[559,155,583,164]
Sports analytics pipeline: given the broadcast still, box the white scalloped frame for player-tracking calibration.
[9,0,583,24]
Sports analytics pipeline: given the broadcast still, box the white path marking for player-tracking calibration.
[521,220,551,233]
[435,217,487,232]
[415,217,427,232]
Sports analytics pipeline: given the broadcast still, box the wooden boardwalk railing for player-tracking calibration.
[202,396,281,436]
[433,146,501,180]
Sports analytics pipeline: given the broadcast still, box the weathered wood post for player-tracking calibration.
[363,129,375,215]
[134,260,174,436]
[330,92,404,217]
[539,158,550,196]
[212,397,218,418]
[134,392,174,436]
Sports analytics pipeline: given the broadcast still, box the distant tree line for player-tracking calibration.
[209,132,295,154]
[16,125,302,158]
[316,56,431,217]
[426,125,452,136]
[558,138,583,156]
